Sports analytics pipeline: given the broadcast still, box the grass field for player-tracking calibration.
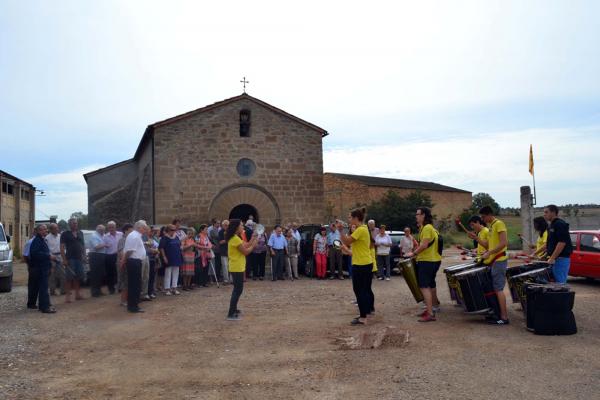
[444,215,523,251]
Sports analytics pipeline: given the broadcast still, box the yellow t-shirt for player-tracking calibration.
[536,230,548,254]
[485,218,508,264]
[477,227,489,255]
[371,247,378,272]
[350,224,372,266]
[228,235,246,273]
[416,224,442,262]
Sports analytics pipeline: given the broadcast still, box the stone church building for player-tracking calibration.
[84,93,327,227]
[85,93,472,228]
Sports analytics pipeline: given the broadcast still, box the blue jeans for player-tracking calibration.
[552,257,570,283]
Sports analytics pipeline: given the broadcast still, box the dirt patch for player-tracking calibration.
[335,326,409,350]
[2,252,600,400]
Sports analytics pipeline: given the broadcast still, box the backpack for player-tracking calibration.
[426,229,444,256]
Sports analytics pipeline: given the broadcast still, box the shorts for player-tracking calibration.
[66,259,85,282]
[490,259,508,291]
[416,261,441,289]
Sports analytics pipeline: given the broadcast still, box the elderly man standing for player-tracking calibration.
[122,220,148,313]
[45,223,65,296]
[103,221,122,295]
[60,218,86,303]
[268,225,288,281]
[208,219,222,282]
[327,222,344,279]
[89,224,108,297]
[30,225,57,313]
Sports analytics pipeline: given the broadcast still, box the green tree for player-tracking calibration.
[472,193,500,215]
[70,212,89,230]
[458,192,501,229]
[366,190,434,231]
[57,219,68,232]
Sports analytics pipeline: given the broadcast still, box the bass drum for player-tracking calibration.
[398,258,424,303]
[506,262,550,303]
[508,267,552,309]
[444,262,479,304]
[454,266,495,315]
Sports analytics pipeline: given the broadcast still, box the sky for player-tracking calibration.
[1,0,599,220]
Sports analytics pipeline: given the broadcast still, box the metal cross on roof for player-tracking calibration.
[240,76,249,93]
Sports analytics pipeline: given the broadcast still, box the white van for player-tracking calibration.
[0,222,13,292]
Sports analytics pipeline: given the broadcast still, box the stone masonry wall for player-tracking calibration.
[324,174,471,222]
[153,97,325,227]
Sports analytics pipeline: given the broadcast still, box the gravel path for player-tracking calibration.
[1,255,599,399]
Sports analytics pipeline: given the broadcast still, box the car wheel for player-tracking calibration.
[0,274,13,292]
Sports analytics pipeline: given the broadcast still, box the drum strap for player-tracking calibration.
[484,251,506,266]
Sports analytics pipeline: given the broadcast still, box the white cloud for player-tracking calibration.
[324,126,600,207]
[26,165,105,220]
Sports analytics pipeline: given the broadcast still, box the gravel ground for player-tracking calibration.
[1,253,599,400]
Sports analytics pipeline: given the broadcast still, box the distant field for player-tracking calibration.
[444,209,600,251]
[444,215,525,251]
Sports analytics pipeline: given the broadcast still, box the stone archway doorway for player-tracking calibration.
[208,184,281,227]
[229,204,259,223]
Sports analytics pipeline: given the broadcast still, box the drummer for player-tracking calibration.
[337,207,374,325]
[478,206,510,325]
[530,216,548,259]
[466,216,489,257]
[406,207,441,322]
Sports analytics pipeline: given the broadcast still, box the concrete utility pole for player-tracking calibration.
[520,186,535,252]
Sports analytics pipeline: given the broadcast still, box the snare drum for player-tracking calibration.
[444,262,479,304]
[508,267,552,309]
[398,258,424,303]
[454,266,494,314]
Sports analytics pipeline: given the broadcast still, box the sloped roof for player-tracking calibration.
[133,93,328,159]
[325,173,470,193]
[83,159,134,180]
[84,93,328,181]
[0,169,34,188]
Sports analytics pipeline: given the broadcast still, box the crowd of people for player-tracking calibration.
[22,203,571,325]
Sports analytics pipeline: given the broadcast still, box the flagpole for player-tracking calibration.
[532,170,537,206]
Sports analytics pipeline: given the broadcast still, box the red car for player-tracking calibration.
[569,230,600,279]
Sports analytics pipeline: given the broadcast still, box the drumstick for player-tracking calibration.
[455,218,470,234]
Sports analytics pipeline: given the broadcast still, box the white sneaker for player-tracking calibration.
[173,290,181,295]
[385,277,390,281]
[165,291,172,296]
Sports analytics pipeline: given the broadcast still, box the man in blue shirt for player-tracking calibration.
[327,223,344,279]
[544,204,573,283]
[29,225,56,313]
[268,225,288,281]
[88,225,108,297]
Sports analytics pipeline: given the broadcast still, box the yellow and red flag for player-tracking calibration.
[529,144,534,176]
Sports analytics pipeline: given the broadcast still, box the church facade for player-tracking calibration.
[84,94,327,227]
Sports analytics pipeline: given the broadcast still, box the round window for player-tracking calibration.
[236,158,256,178]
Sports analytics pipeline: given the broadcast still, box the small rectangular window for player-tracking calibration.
[20,188,30,201]
[581,234,600,253]
[2,182,14,195]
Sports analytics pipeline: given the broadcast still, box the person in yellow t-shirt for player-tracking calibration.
[225,219,258,321]
[406,207,441,322]
[530,216,548,259]
[467,215,489,257]
[338,207,374,326]
[479,206,509,325]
